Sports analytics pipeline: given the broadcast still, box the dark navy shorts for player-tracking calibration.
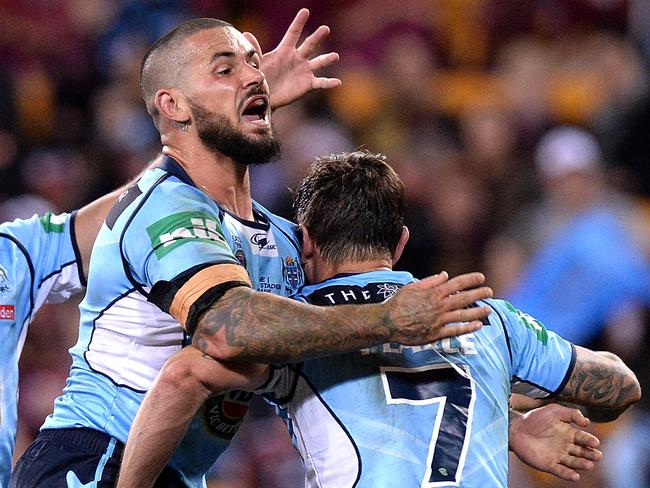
[9,428,186,487]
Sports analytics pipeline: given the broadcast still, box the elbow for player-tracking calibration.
[611,354,642,409]
[190,328,242,362]
[625,371,642,408]
[158,354,215,400]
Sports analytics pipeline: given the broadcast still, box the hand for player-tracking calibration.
[384,272,493,345]
[509,404,603,482]
[244,8,341,110]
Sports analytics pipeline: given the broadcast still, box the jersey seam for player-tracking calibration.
[119,172,173,297]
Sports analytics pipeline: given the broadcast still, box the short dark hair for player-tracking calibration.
[294,150,405,265]
[139,18,232,127]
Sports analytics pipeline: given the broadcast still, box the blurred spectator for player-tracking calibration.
[491,126,650,346]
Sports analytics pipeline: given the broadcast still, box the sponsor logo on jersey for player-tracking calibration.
[39,212,66,233]
[0,305,15,320]
[505,301,548,345]
[202,390,252,439]
[282,256,302,292]
[147,211,228,259]
[250,232,277,253]
[0,265,9,292]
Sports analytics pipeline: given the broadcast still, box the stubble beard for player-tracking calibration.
[188,98,281,166]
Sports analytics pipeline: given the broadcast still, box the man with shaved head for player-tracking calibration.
[10,10,492,488]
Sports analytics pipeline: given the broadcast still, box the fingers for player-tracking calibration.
[308,52,340,71]
[446,289,493,311]
[561,453,596,471]
[312,77,342,90]
[433,320,483,340]
[411,271,449,289]
[438,272,487,297]
[568,442,603,461]
[573,429,600,450]
[278,8,310,48]
[297,25,332,58]
[243,32,262,55]
[440,305,491,327]
[567,407,590,428]
[548,464,581,483]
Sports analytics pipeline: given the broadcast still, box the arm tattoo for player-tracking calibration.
[555,350,640,422]
[193,287,391,363]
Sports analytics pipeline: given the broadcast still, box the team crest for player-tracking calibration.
[282,256,302,292]
[203,390,253,439]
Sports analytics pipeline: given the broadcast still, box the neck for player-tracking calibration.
[162,142,254,220]
[313,256,393,283]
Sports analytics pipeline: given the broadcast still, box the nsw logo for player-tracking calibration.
[147,211,228,259]
[282,256,302,292]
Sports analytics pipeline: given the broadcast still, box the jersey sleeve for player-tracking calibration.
[122,179,251,331]
[6,212,84,308]
[494,299,576,399]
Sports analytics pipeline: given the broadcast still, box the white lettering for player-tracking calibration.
[341,289,357,302]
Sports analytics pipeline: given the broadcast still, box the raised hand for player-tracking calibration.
[244,8,341,109]
[509,404,603,482]
[384,272,493,345]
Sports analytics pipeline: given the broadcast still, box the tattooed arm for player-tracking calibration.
[192,272,493,363]
[553,346,641,422]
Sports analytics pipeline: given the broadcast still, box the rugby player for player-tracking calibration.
[10,13,493,488]
[118,151,638,488]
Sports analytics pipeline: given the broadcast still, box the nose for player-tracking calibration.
[242,62,264,89]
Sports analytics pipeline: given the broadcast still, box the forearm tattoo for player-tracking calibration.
[193,287,390,362]
[556,351,639,420]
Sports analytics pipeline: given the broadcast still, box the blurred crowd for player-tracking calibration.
[4,1,650,487]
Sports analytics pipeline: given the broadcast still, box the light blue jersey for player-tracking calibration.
[0,213,84,487]
[42,157,303,487]
[266,270,575,488]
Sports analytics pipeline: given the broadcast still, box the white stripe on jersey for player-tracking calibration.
[85,291,184,391]
[287,377,359,488]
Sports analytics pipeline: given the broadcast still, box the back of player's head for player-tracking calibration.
[294,150,405,265]
[140,18,233,128]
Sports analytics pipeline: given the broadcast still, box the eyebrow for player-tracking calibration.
[210,51,235,64]
[210,48,259,65]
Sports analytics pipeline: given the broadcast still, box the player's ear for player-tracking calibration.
[392,226,410,266]
[299,224,315,261]
[155,88,191,125]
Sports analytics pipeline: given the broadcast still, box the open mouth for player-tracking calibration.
[241,96,269,123]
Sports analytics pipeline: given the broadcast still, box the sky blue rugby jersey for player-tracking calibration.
[42,157,303,487]
[266,270,575,488]
[0,213,84,487]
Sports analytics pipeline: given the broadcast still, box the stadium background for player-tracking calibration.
[3,0,650,486]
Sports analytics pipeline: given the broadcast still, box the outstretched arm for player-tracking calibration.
[74,189,123,280]
[192,272,493,363]
[247,8,341,110]
[553,346,641,422]
[74,155,164,280]
[117,346,268,488]
[509,404,602,482]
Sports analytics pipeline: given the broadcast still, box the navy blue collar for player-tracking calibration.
[158,156,197,187]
